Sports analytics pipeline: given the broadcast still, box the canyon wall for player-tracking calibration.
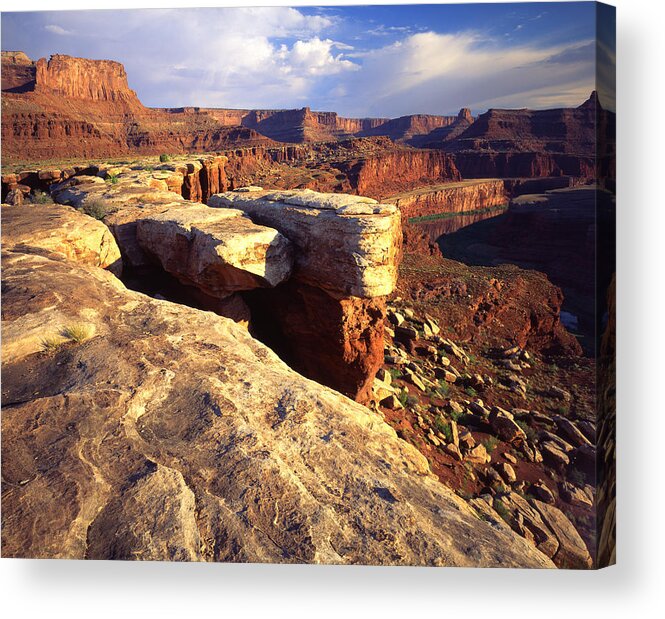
[339,149,462,200]
[441,93,614,182]
[385,179,508,220]
[451,152,596,180]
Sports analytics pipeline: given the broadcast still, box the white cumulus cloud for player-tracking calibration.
[44,24,72,36]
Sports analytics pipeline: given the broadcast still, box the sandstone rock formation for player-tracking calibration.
[1,202,122,275]
[209,188,402,402]
[136,205,293,296]
[46,166,402,403]
[338,148,462,200]
[358,111,472,146]
[209,188,401,297]
[1,243,554,568]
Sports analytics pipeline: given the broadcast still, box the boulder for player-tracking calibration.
[489,408,527,445]
[466,444,490,464]
[554,416,593,448]
[541,442,571,471]
[1,202,122,276]
[529,481,556,504]
[532,501,593,569]
[499,493,559,560]
[136,205,293,297]
[496,462,517,484]
[560,481,594,508]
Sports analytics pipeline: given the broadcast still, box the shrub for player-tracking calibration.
[159,154,171,163]
[448,407,462,422]
[40,336,64,354]
[106,174,119,184]
[437,379,450,395]
[464,386,478,397]
[515,419,537,443]
[61,323,94,343]
[482,436,499,453]
[29,190,53,204]
[493,499,512,522]
[406,394,419,408]
[434,415,453,442]
[397,390,409,407]
[388,367,402,381]
[80,199,107,220]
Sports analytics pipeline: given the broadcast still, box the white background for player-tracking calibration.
[0,0,662,616]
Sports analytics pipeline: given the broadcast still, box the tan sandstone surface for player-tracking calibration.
[1,209,554,566]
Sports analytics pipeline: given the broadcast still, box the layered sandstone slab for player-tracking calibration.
[208,188,401,298]
[1,202,122,275]
[136,205,293,296]
[1,247,553,568]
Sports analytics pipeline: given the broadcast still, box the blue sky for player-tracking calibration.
[1,3,606,117]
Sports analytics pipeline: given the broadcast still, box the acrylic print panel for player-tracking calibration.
[0,2,615,568]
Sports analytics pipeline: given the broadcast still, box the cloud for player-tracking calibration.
[277,38,358,76]
[332,31,596,116]
[44,24,72,36]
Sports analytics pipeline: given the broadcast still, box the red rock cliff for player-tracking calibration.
[34,54,142,107]
[386,179,508,219]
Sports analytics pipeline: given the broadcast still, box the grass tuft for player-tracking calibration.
[61,323,95,343]
[41,336,64,354]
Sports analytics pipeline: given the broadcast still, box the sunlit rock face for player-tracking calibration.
[209,188,402,402]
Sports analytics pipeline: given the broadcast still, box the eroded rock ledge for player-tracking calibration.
[209,188,402,402]
[0,220,553,567]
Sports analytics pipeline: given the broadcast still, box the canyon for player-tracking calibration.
[1,51,614,567]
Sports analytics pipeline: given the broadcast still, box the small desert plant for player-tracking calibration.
[41,336,64,354]
[464,386,478,397]
[515,419,537,443]
[437,379,450,395]
[493,499,511,522]
[568,467,587,487]
[80,199,107,220]
[482,436,500,453]
[556,405,570,415]
[406,394,419,408]
[106,174,119,184]
[397,390,409,407]
[434,415,453,442]
[448,408,462,422]
[159,154,171,163]
[61,323,95,343]
[388,367,402,381]
[30,190,53,204]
